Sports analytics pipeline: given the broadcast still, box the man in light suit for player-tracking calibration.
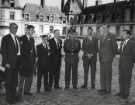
[115,29,135,99]
[18,25,36,97]
[81,27,98,89]
[1,23,20,104]
[98,25,118,95]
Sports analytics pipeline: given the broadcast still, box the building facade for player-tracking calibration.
[0,0,67,38]
[63,0,135,37]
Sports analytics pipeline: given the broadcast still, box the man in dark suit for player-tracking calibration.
[51,30,62,89]
[81,27,98,89]
[18,25,36,97]
[48,30,62,89]
[115,30,135,99]
[64,28,81,89]
[1,23,20,104]
[98,25,117,95]
[36,35,52,92]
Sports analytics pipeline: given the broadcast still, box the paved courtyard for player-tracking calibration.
[1,54,135,105]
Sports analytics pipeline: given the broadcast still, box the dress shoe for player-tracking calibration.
[54,86,62,89]
[65,87,69,90]
[97,89,107,95]
[6,99,16,104]
[114,92,122,97]
[73,86,78,89]
[37,89,40,93]
[24,92,33,96]
[97,89,106,93]
[91,86,95,89]
[105,90,111,94]
[16,95,23,102]
[121,95,128,99]
[81,85,87,89]
[45,88,52,92]
[114,93,128,99]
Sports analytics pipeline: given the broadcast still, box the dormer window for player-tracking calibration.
[10,11,15,20]
[10,0,15,8]
[50,15,54,22]
[24,13,30,21]
[39,15,44,21]
[63,17,66,23]
[47,16,49,22]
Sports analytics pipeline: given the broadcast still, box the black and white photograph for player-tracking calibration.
[0,0,135,105]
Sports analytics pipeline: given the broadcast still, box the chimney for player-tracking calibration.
[41,0,45,8]
[61,0,65,12]
[96,0,102,6]
[114,0,120,3]
[83,0,87,8]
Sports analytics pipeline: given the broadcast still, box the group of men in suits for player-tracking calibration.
[1,23,36,104]
[36,30,62,92]
[1,22,135,105]
[81,25,135,100]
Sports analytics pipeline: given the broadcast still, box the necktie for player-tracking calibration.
[122,40,127,52]
[15,37,20,55]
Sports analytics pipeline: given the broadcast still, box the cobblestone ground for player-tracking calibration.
[1,54,135,105]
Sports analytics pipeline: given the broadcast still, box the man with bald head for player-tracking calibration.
[1,23,20,104]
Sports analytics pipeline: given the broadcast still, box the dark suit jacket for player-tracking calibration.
[82,37,98,62]
[99,34,118,62]
[64,38,81,64]
[19,35,36,77]
[49,38,62,58]
[119,37,135,65]
[36,43,51,72]
[1,34,19,69]
[1,34,19,85]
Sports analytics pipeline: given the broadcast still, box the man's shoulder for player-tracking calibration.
[37,43,42,48]
[129,37,135,44]
[2,34,11,41]
[20,35,26,39]
[3,34,11,38]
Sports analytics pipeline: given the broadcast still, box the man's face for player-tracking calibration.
[10,24,18,35]
[122,31,129,39]
[28,28,35,37]
[99,26,108,37]
[88,28,93,36]
[42,37,48,44]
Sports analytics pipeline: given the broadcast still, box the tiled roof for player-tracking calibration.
[23,3,65,22]
[64,0,83,15]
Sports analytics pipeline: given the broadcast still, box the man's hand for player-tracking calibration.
[5,64,11,69]
[87,53,93,59]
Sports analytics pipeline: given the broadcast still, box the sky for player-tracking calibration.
[46,0,124,9]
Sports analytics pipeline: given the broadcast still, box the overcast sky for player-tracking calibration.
[46,0,124,8]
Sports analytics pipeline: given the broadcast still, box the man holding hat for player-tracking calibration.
[36,35,53,92]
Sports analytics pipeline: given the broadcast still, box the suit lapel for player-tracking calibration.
[9,34,16,49]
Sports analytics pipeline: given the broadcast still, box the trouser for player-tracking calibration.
[37,69,49,90]
[83,59,96,88]
[18,75,33,96]
[54,59,61,87]
[5,68,18,101]
[100,61,112,92]
[65,61,78,88]
[119,62,133,97]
